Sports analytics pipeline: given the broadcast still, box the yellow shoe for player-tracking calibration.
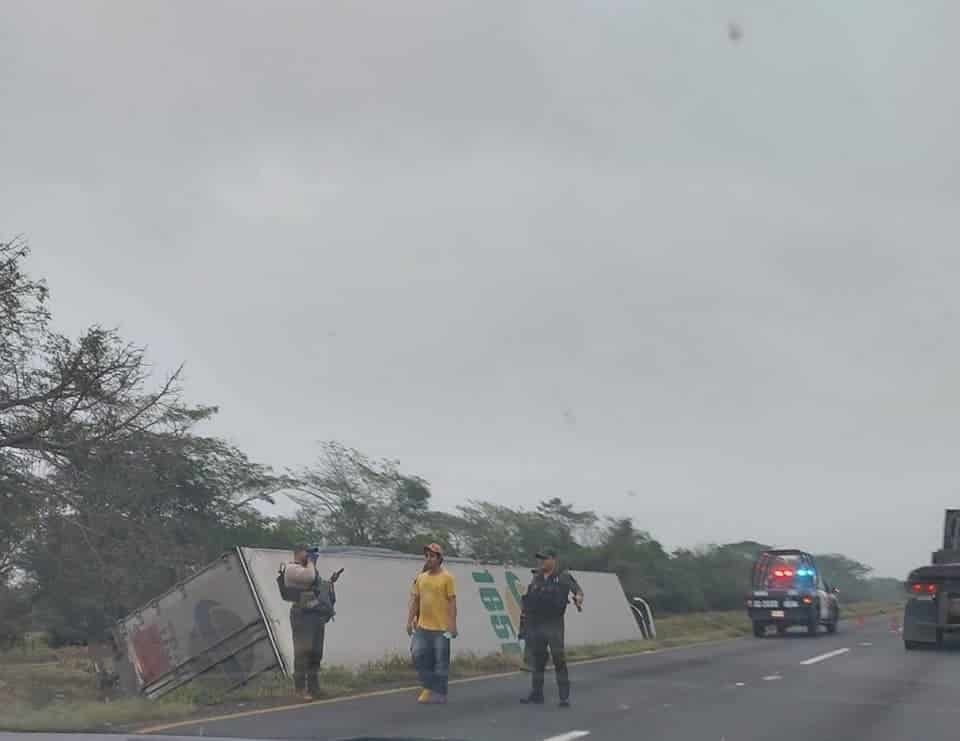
[417,689,432,703]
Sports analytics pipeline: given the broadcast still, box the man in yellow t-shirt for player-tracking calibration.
[407,543,457,704]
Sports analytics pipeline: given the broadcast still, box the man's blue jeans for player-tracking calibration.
[412,629,451,695]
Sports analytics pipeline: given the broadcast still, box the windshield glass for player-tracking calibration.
[752,554,818,590]
[0,1,943,738]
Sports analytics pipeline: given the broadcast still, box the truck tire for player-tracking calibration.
[826,607,838,634]
[752,621,766,638]
[807,606,819,636]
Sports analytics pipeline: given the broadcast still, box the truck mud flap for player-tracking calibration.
[903,599,939,644]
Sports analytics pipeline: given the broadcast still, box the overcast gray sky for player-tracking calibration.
[3,0,959,577]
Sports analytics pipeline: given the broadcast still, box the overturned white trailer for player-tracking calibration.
[113,546,645,699]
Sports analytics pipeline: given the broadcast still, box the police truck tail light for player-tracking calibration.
[802,596,813,605]
[910,583,938,594]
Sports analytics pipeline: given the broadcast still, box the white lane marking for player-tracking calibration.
[735,682,746,687]
[762,674,782,681]
[800,647,850,666]
[541,732,590,741]
[859,642,873,647]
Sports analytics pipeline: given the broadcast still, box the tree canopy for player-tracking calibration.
[0,239,901,645]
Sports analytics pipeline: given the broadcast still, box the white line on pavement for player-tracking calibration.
[762,675,782,681]
[800,647,850,666]
[541,732,591,741]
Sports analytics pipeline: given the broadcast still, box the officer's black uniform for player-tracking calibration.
[520,558,582,706]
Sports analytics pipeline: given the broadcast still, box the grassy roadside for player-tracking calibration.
[0,601,903,732]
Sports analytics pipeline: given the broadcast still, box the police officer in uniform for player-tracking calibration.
[520,548,584,708]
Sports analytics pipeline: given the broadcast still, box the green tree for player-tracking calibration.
[669,543,768,612]
[534,497,597,553]
[267,512,326,549]
[567,518,673,607]
[813,553,873,602]
[22,419,285,643]
[0,455,41,584]
[292,442,432,548]
[451,501,528,563]
[866,576,905,603]
[448,498,597,565]
[1,240,185,467]
[398,510,469,557]
[0,582,31,649]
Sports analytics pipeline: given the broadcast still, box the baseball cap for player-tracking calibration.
[424,542,444,557]
[535,547,558,559]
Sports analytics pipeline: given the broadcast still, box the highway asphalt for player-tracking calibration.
[133,614,960,741]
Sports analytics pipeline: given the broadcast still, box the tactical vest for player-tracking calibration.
[524,572,572,621]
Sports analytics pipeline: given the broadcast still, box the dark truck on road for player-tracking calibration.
[746,549,840,637]
[903,509,960,650]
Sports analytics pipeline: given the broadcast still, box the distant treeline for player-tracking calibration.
[0,239,902,647]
